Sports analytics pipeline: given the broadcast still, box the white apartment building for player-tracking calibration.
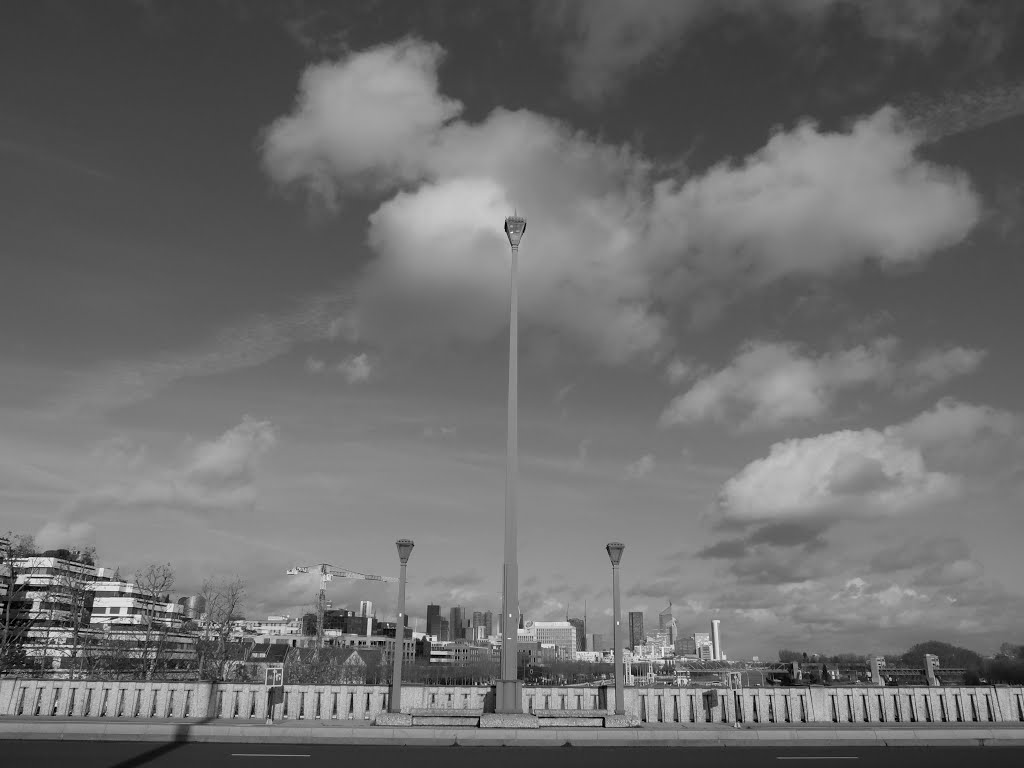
[524,621,577,658]
[90,581,184,629]
[231,616,302,636]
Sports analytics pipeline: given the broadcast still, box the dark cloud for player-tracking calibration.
[729,551,827,586]
[695,538,749,559]
[748,521,829,548]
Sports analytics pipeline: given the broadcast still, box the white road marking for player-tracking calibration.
[230,755,311,758]
[776,758,859,761]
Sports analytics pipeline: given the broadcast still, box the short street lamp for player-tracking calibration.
[606,542,625,716]
[388,539,414,714]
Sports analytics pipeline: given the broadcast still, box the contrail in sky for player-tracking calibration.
[903,80,1024,141]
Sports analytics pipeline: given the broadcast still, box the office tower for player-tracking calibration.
[628,611,644,650]
[568,617,586,651]
[676,635,697,656]
[450,606,465,641]
[472,611,484,629]
[519,612,524,629]
[586,633,604,652]
[711,619,722,661]
[658,602,677,645]
[439,617,450,642]
[483,610,494,637]
[359,600,373,618]
[426,604,441,638]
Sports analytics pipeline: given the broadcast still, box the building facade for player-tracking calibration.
[526,621,577,658]
[90,581,184,629]
[658,603,678,646]
[628,611,644,650]
[449,607,465,642]
[426,604,440,638]
[568,617,586,651]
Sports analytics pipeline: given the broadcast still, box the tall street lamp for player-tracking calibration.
[388,539,414,714]
[497,213,526,714]
[606,542,625,716]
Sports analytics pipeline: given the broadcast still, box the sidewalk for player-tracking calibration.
[2,718,1024,746]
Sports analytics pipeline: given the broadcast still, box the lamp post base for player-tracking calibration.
[493,679,523,714]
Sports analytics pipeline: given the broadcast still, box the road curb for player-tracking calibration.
[2,722,1024,746]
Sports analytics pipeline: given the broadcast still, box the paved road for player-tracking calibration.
[2,744,1023,767]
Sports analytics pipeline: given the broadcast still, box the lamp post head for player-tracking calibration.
[606,542,625,566]
[396,539,415,565]
[504,215,526,247]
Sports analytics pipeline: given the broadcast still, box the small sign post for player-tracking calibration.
[265,666,283,687]
[265,665,283,724]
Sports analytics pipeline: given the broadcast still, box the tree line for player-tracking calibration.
[779,640,1024,684]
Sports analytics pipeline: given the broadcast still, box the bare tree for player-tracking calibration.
[1,534,44,674]
[134,563,175,680]
[48,562,94,680]
[197,576,246,680]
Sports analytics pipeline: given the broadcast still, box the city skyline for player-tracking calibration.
[2,1,1024,659]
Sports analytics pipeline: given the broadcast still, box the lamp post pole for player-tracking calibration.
[388,539,414,714]
[606,542,625,716]
[497,214,526,714]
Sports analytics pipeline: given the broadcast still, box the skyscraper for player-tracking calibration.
[658,602,677,646]
[483,610,494,637]
[472,611,484,629]
[439,617,450,641]
[450,606,465,641]
[359,600,373,618]
[426,604,440,638]
[568,617,586,651]
[628,611,645,650]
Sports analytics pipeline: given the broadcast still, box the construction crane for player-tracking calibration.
[285,563,398,653]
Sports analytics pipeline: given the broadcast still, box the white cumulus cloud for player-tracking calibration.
[626,453,656,479]
[719,428,959,525]
[75,416,277,515]
[261,39,980,366]
[661,338,985,430]
[337,353,372,383]
[716,397,1015,527]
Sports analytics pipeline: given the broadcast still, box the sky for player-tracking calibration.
[2,0,1024,660]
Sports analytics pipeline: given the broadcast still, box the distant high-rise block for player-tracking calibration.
[568,617,586,651]
[426,604,441,638]
[711,619,722,661]
[676,635,697,656]
[359,600,373,618]
[472,611,484,628]
[439,617,450,642]
[483,610,494,637]
[628,611,644,650]
[449,606,465,641]
[658,602,677,646]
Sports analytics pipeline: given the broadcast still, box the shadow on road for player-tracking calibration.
[108,715,216,768]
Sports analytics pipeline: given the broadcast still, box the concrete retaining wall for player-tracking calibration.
[2,678,1022,726]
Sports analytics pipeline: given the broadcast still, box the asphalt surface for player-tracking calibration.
[1,744,1023,767]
